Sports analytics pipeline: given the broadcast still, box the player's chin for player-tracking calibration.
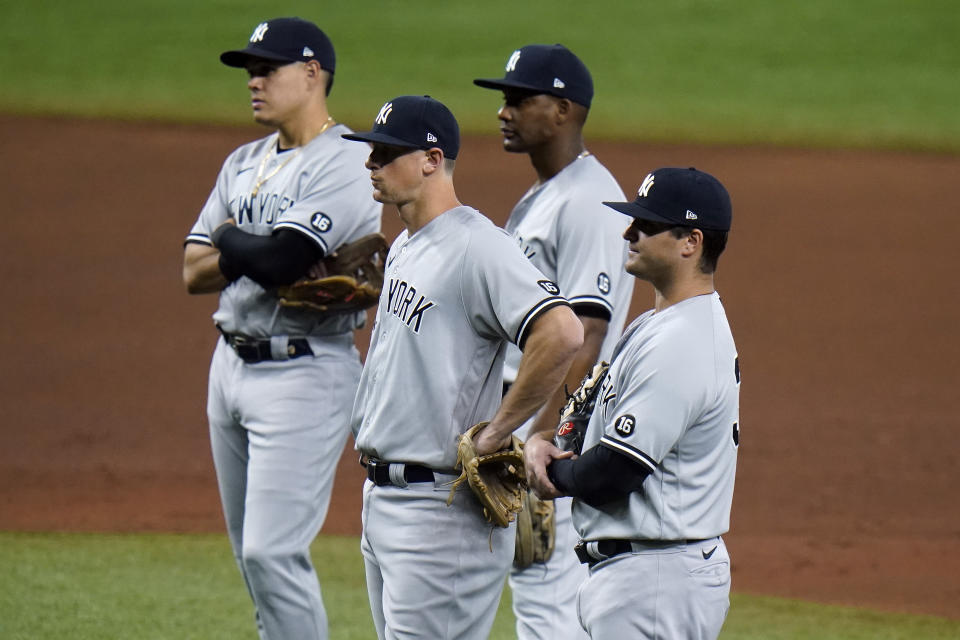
[251,108,274,125]
[371,189,393,204]
[624,254,644,277]
[501,137,526,153]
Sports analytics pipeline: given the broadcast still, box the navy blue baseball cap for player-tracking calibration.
[473,44,594,108]
[342,95,461,159]
[220,18,335,74]
[604,167,732,231]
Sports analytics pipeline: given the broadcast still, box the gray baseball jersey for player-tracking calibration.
[572,292,740,540]
[187,125,381,341]
[351,205,568,470]
[505,153,632,640]
[502,153,632,386]
[186,124,380,640]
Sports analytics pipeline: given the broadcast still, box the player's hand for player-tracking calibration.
[306,259,329,279]
[524,432,574,499]
[472,422,512,456]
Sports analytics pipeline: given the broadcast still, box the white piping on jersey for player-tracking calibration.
[600,435,657,473]
[185,232,213,246]
[514,297,568,346]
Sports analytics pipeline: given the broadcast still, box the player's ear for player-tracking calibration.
[422,148,445,175]
[553,97,572,124]
[679,228,704,258]
[303,60,324,81]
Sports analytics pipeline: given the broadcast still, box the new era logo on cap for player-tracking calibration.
[686,210,698,220]
[426,133,438,143]
[302,46,314,57]
[553,78,565,89]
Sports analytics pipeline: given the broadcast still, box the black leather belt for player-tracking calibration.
[219,329,313,364]
[575,538,714,567]
[365,459,436,487]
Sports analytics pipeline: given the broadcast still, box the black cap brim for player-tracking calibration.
[473,78,549,94]
[220,48,295,68]
[340,131,423,150]
[603,200,676,223]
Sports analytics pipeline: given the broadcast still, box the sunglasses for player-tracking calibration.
[631,218,681,237]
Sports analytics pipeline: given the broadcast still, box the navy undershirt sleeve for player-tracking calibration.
[212,226,323,289]
[548,442,651,508]
[572,302,612,321]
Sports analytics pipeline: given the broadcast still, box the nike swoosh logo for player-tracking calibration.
[702,546,718,560]
[236,167,254,176]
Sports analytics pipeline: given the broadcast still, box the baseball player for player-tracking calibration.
[474,44,633,639]
[526,167,740,639]
[340,95,584,640]
[181,18,381,640]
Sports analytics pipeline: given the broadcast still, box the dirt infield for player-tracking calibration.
[1,114,958,619]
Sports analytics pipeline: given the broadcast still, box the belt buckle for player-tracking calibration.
[367,459,388,486]
[231,334,253,347]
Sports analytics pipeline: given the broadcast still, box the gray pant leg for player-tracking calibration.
[207,342,359,640]
[510,496,589,640]
[362,478,514,640]
[577,539,731,639]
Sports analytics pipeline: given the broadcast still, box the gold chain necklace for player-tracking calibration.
[251,117,335,197]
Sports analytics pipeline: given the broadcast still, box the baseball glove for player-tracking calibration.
[447,422,526,528]
[277,232,388,314]
[514,488,555,568]
[554,361,611,455]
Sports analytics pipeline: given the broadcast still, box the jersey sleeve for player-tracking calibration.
[460,225,568,348]
[597,331,708,473]
[273,140,378,256]
[554,188,628,319]
[185,151,239,245]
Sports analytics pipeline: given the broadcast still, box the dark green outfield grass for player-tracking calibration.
[2,0,957,150]
[1,532,958,640]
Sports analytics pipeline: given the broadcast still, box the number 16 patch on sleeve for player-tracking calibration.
[614,414,635,436]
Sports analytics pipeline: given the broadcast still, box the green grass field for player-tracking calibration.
[1,532,957,640]
[2,0,958,150]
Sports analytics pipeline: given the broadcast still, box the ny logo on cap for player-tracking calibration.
[506,50,521,72]
[638,173,655,198]
[376,102,393,125]
[250,23,269,43]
